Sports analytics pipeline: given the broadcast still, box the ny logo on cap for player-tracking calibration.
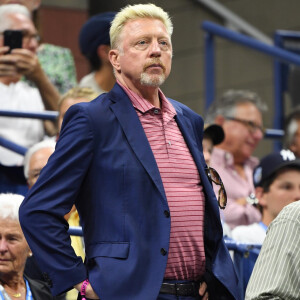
[280,149,296,161]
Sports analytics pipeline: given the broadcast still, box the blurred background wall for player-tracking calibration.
[39,0,300,156]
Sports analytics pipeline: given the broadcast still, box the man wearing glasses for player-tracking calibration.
[206,90,267,230]
[0,4,59,194]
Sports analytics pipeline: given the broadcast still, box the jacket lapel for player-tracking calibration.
[174,109,211,188]
[109,85,167,203]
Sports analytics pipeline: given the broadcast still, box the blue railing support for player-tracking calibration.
[204,32,215,110]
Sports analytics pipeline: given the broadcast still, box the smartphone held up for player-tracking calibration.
[4,30,23,53]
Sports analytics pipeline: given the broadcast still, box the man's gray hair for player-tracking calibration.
[205,89,267,123]
[284,106,300,149]
[0,193,24,222]
[23,139,56,179]
[0,4,31,33]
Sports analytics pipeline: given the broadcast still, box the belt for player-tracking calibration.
[160,281,200,297]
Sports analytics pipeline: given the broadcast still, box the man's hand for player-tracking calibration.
[10,48,42,82]
[199,281,209,300]
[0,46,19,77]
[74,281,100,299]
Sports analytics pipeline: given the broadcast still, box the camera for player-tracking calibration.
[4,30,23,53]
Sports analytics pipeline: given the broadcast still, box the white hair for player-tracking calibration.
[0,4,31,32]
[0,193,24,222]
[23,139,56,179]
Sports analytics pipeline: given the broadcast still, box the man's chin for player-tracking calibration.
[140,73,166,87]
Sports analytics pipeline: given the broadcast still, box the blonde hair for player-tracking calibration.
[110,3,173,50]
[58,87,98,109]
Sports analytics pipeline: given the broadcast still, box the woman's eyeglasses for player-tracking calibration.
[205,167,227,209]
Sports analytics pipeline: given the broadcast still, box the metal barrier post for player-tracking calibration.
[204,32,215,111]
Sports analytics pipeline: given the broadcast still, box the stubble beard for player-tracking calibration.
[140,72,166,87]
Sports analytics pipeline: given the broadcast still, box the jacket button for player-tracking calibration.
[160,248,167,256]
[164,210,170,218]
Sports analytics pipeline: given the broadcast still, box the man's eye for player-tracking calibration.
[138,40,146,45]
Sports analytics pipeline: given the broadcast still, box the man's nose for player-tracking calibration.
[149,40,161,57]
[0,239,8,253]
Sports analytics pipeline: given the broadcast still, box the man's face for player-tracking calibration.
[259,169,300,220]
[221,102,263,163]
[113,18,172,88]
[28,147,54,188]
[0,13,39,53]
[290,119,300,157]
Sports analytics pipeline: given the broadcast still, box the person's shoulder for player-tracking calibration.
[37,43,72,56]
[277,201,300,221]
[25,276,56,300]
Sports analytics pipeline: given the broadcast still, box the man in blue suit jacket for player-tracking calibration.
[19,3,239,300]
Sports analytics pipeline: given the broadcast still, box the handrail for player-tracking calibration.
[202,21,300,110]
[0,136,27,155]
[68,226,83,237]
[202,21,300,65]
[264,128,284,139]
[0,110,58,121]
[224,239,261,251]
[196,0,272,44]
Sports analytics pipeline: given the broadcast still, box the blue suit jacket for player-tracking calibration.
[20,84,240,300]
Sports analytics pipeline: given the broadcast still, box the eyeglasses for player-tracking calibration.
[226,117,265,135]
[205,167,227,209]
[22,30,40,43]
[0,31,40,42]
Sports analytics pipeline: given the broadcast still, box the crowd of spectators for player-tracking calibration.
[0,2,299,300]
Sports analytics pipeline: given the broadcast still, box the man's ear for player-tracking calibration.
[109,49,121,72]
[255,187,267,207]
[215,115,225,126]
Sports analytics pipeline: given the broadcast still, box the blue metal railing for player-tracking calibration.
[0,110,58,120]
[202,21,300,140]
[0,110,58,155]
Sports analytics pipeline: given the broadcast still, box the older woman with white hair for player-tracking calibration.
[0,193,56,300]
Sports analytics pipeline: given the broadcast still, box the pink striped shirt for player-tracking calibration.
[119,82,206,280]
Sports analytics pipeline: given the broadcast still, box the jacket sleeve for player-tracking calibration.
[19,103,94,296]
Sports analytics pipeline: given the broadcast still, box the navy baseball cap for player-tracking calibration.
[253,149,300,187]
[203,124,225,145]
[79,12,116,59]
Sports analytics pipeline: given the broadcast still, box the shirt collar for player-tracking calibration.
[117,80,176,118]
[213,147,259,169]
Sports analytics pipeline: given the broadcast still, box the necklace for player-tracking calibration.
[12,292,22,298]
